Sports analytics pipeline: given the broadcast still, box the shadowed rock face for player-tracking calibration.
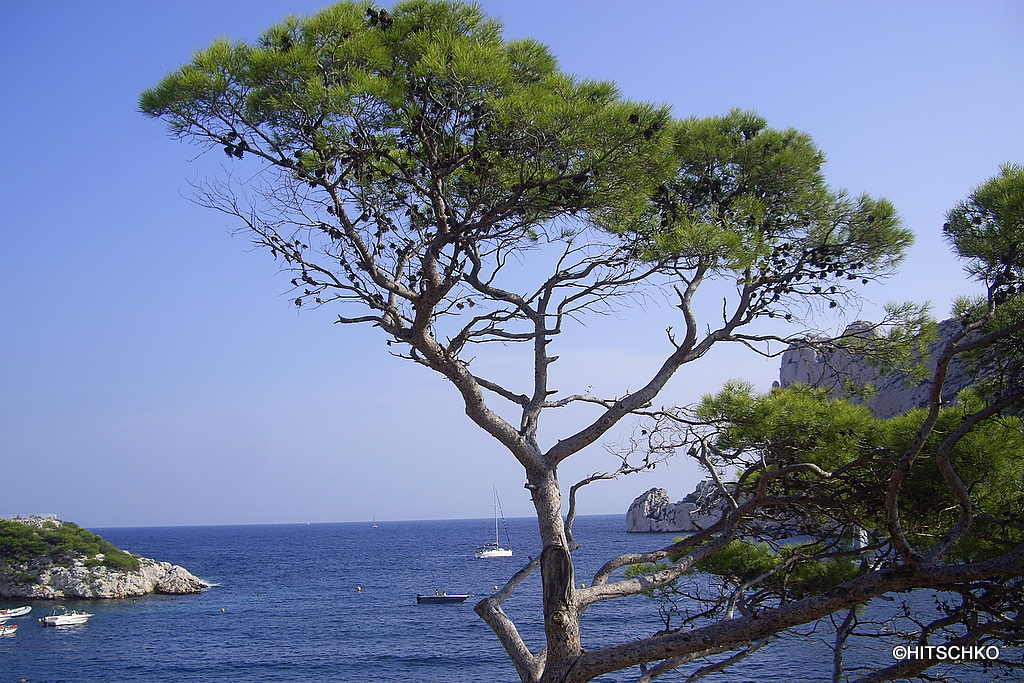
[0,517,209,599]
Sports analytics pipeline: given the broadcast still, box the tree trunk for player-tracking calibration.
[542,545,579,669]
[529,467,584,682]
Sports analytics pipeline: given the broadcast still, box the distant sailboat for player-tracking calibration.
[372,517,378,528]
[475,484,513,558]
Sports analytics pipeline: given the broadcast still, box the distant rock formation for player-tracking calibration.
[0,517,208,599]
[626,484,727,533]
[778,318,973,419]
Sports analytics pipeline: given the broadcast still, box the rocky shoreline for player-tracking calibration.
[0,517,208,599]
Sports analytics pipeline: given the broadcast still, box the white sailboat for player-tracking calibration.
[475,484,513,558]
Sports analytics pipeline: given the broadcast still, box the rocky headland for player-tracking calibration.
[627,318,969,532]
[0,516,208,599]
[777,318,971,419]
[626,483,727,533]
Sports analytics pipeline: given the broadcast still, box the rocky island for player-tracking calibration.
[627,483,728,533]
[0,516,208,599]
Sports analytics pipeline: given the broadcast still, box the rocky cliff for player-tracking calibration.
[778,318,971,419]
[626,484,727,533]
[0,517,209,599]
[627,318,974,532]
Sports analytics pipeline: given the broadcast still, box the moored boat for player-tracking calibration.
[475,484,513,558]
[0,606,32,618]
[475,542,513,558]
[0,624,17,636]
[40,607,93,626]
[416,593,470,604]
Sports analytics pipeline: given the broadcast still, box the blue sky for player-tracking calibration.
[2,1,1022,528]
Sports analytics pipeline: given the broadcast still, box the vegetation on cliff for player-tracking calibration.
[0,518,139,572]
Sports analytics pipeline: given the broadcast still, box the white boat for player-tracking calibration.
[0,606,31,618]
[476,543,513,558]
[475,484,513,558]
[0,624,17,636]
[40,607,93,626]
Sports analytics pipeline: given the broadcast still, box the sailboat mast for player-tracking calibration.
[492,484,500,544]
[475,483,513,558]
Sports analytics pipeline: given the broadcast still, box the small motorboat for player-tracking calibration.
[416,593,470,604]
[40,607,93,626]
[0,624,17,636]
[0,606,32,618]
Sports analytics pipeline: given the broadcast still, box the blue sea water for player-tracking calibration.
[0,516,1006,682]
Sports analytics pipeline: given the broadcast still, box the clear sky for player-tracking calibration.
[2,1,1022,528]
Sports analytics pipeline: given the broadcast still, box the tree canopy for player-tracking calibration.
[139,2,1023,681]
[944,163,1024,287]
[624,167,1024,681]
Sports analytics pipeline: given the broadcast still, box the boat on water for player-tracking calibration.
[39,608,93,627]
[475,542,512,558]
[0,606,32,619]
[416,593,470,604]
[0,624,17,636]
[475,484,513,559]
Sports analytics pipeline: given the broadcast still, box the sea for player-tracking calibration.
[0,515,1008,682]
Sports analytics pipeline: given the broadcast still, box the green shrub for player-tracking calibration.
[101,550,140,570]
[0,519,140,571]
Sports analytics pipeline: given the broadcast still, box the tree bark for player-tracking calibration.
[542,545,579,660]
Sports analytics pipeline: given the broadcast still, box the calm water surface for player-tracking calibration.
[0,516,1003,682]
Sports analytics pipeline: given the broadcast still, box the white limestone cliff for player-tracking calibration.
[626,484,726,533]
[778,318,972,419]
[0,556,210,599]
